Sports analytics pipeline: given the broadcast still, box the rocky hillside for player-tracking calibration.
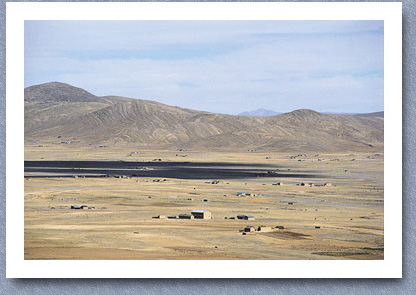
[24,82,384,152]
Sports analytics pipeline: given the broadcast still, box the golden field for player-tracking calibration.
[24,144,383,260]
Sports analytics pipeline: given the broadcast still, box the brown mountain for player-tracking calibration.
[24,82,383,152]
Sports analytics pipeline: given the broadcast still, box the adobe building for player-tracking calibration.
[244,226,256,232]
[257,226,272,232]
[178,214,194,219]
[237,214,255,220]
[191,210,212,219]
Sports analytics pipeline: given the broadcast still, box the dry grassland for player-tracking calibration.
[24,145,384,260]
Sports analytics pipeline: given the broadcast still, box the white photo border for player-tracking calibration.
[6,2,402,278]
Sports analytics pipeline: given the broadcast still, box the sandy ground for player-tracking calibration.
[24,144,384,260]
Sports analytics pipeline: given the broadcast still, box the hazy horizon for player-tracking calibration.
[25,80,384,116]
[25,20,384,115]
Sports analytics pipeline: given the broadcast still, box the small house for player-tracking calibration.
[244,226,256,232]
[178,214,194,219]
[191,210,212,219]
[153,215,167,219]
[70,205,86,209]
[237,192,255,197]
[257,226,272,232]
[237,214,255,220]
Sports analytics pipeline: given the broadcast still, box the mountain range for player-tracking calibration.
[239,109,384,118]
[24,82,384,152]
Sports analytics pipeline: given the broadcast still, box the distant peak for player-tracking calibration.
[238,108,281,117]
[24,81,99,102]
[28,81,84,89]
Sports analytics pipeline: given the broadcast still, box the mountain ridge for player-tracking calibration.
[24,82,384,152]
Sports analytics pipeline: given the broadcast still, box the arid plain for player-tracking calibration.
[24,145,383,260]
[24,82,384,260]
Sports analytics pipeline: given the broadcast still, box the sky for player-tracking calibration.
[24,20,384,114]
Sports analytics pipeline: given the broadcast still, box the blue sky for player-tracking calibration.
[25,20,384,114]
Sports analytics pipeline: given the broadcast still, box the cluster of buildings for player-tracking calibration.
[224,214,255,220]
[154,211,259,222]
[154,209,212,220]
[237,192,258,197]
[243,225,273,233]
[106,174,131,179]
[70,205,95,210]
[297,182,332,187]
[152,178,172,182]
[290,154,307,159]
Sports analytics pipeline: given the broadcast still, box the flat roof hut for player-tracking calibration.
[257,226,272,232]
[191,210,212,219]
[244,226,256,232]
[238,214,255,220]
[178,214,194,219]
[153,215,167,219]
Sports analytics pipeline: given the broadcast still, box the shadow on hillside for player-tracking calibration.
[24,160,326,180]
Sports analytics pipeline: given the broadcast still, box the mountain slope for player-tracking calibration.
[24,82,384,152]
[25,82,100,102]
[24,82,135,135]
